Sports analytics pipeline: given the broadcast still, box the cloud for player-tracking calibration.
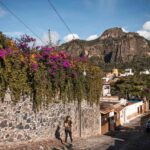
[63,34,79,43]
[35,31,60,46]
[121,27,128,33]
[42,31,60,45]
[137,21,150,40]
[86,34,98,41]
[4,30,60,47]
[0,7,7,17]
[143,21,150,31]
[4,32,24,37]
[137,30,150,40]
[4,31,60,46]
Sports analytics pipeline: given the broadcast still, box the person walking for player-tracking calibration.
[64,116,73,143]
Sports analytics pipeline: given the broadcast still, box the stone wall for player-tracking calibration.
[0,92,100,143]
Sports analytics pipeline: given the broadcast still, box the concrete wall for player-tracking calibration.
[0,93,100,143]
[120,101,143,125]
[125,102,143,117]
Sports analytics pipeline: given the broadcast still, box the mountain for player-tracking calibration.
[60,27,150,63]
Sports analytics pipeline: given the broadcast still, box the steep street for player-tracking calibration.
[72,113,150,150]
[105,113,150,150]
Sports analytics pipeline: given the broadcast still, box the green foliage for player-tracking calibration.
[0,32,10,49]
[111,75,150,100]
[0,33,103,111]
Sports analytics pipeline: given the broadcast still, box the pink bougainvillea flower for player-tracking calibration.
[48,69,56,76]
[21,35,36,43]
[51,65,58,70]
[0,49,7,59]
[41,50,51,58]
[6,48,13,55]
[63,60,70,68]
[35,53,42,60]
[49,55,59,60]
[59,51,68,59]
[42,47,53,51]
[31,63,38,71]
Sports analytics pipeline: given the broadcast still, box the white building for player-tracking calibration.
[120,100,144,125]
[102,83,111,96]
[140,69,150,75]
[120,68,134,77]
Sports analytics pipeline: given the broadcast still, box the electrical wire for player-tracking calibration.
[47,0,75,39]
[0,0,46,45]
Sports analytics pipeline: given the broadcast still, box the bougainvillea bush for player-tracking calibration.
[0,33,102,110]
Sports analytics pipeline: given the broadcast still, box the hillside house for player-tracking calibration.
[140,69,150,75]
[120,68,134,77]
[99,97,147,134]
[120,99,145,125]
[102,83,111,96]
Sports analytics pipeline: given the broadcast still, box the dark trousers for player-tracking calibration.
[65,129,73,142]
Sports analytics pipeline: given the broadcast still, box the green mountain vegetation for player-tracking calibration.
[89,55,150,72]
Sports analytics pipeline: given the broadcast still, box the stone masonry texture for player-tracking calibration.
[0,92,100,143]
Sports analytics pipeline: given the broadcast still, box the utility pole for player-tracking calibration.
[48,29,52,47]
[78,99,81,137]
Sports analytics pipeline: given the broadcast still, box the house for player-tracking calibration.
[140,69,150,75]
[99,97,146,134]
[102,83,111,96]
[120,68,134,77]
[100,101,123,134]
[100,96,123,134]
[120,99,144,125]
[112,68,119,77]
[102,72,114,83]
[101,96,119,102]
[100,71,148,135]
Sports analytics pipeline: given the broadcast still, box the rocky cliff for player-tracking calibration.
[61,27,150,63]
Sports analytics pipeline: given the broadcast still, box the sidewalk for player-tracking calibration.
[0,135,115,150]
[71,135,114,150]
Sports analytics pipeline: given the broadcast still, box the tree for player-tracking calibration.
[111,75,150,100]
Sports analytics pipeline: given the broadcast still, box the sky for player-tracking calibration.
[0,0,150,45]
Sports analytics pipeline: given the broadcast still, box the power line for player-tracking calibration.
[0,1,46,45]
[47,0,75,39]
